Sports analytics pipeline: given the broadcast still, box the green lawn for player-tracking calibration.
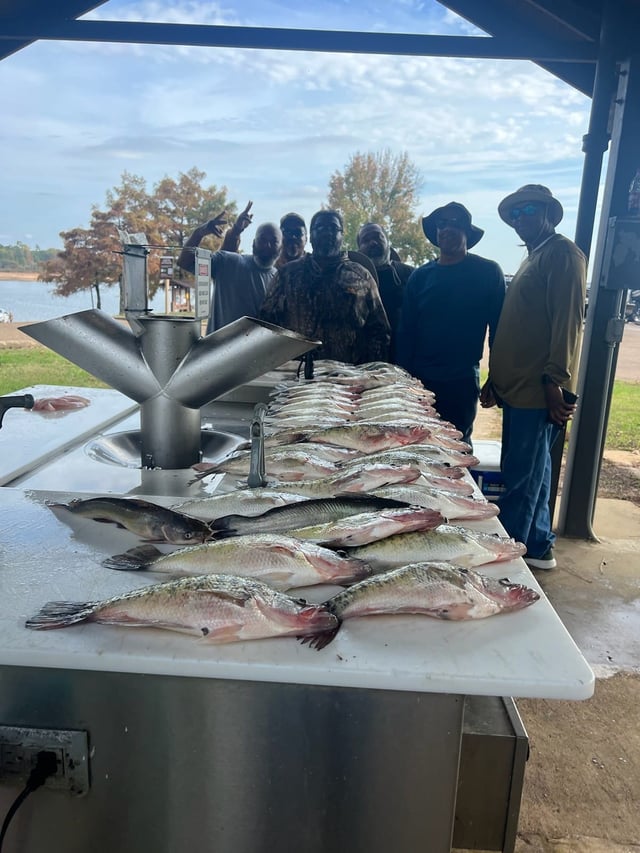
[2,346,638,452]
[0,348,108,394]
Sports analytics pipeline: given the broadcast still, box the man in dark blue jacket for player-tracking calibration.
[396,202,505,445]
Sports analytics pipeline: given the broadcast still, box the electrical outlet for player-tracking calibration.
[0,726,89,796]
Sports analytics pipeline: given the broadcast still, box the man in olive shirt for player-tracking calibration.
[481,185,586,570]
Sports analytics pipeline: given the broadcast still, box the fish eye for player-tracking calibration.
[499,577,512,585]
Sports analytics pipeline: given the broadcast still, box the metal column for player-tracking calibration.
[559,3,640,538]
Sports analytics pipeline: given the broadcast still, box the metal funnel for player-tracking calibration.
[21,310,319,469]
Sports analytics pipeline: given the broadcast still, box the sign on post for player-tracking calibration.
[194,248,212,320]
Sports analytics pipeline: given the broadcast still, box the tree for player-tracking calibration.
[39,169,237,309]
[39,214,121,309]
[327,149,435,265]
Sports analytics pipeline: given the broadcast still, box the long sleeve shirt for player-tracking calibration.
[260,253,390,364]
[489,233,586,407]
[396,253,505,382]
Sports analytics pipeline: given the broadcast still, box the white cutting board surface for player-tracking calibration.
[0,386,137,486]
[0,487,594,699]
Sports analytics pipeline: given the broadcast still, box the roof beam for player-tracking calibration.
[0,19,598,62]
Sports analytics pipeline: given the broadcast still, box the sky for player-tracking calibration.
[0,0,595,275]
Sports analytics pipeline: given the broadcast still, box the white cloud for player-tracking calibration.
[0,0,595,273]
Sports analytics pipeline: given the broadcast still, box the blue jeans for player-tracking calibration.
[419,375,480,446]
[497,404,560,558]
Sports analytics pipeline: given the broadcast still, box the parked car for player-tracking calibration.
[0,308,13,323]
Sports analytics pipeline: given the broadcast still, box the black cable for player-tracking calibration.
[0,750,58,852]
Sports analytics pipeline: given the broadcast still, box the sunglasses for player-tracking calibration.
[509,203,543,220]
[282,228,305,238]
[436,217,465,230]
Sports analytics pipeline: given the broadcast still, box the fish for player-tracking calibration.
[334,448,466,479]
[345,525,527,571]
[32,395,90,411]
[25,574,338,644]
[287,506,445,547]
[199,449,339,481]
[102,535,371,589]
[264,462,423,498]
[48,497,212,544]
[373,485,500,520]
[172,490,311,522]
[209,495,414,537]
[299,423,440,453]
[404,444,480,468]
[304,562,540,649]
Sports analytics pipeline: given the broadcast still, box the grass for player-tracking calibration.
[1,346,638,452]
[0,348,108,394]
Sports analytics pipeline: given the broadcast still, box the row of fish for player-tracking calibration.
[26,562,538,649]
[31,360,537,649]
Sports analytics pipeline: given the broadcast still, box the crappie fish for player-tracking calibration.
[268,462,423,497]
[172,490,311,522]
[202,449,338,481]
[413,473,475,496]
[210,495,414,537]
[301,423,439,453]
[373,485,500,520]
[335,448,466,479]
[335,456,472,495]
[305,562,540,649]
[385,444,480,468]
[346,525,527,571]
[25,575,338,644]
[287,506,445,547]
[48,497,212,544]
[102,535,371,589]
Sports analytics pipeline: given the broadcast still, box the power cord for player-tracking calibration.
[0,750,58,852]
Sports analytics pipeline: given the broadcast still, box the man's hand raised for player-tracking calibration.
[231,200,254,235]
[202,210,229,238]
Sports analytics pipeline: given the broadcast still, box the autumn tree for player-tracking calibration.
[327,149,435,265]
[39,214,121,309]
[39,169,237,308]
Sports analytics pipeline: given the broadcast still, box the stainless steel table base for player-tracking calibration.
[0,666,464,853]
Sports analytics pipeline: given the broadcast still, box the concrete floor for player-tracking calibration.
[545,498,640,677]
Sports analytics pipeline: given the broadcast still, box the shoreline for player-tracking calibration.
[0,271,40,281]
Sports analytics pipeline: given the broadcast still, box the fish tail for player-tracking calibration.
[298,603,342,650]
[101,545,162,571]
[25,601,96,630]
[299,621,341,650]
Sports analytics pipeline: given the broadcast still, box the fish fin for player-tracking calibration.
[25,601,94,629]
[198,623,244,642]
[101,545,162,571]
[299,622,341,650]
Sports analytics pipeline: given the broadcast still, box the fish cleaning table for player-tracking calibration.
[0,484,593,853]
[0,384,594,853]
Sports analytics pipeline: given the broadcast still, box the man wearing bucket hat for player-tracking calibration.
[480,185,586,570]
[396,202,505,444]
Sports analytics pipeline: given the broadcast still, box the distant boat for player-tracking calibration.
[0,307,13,323]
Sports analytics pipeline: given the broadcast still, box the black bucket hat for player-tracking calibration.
[421,202,484,248]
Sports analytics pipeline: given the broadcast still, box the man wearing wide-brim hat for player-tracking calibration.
[481,184,587,571]
[396,201,506,444]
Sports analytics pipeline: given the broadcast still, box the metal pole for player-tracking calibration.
[559,3,639,538]
[548,0,617,525]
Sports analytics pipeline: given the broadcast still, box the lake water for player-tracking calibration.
[0,279,166,322]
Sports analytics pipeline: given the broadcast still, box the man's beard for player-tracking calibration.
[369,246,391,268]
[253,252,278,269]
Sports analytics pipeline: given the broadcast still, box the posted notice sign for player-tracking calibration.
[194,248,212,320]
